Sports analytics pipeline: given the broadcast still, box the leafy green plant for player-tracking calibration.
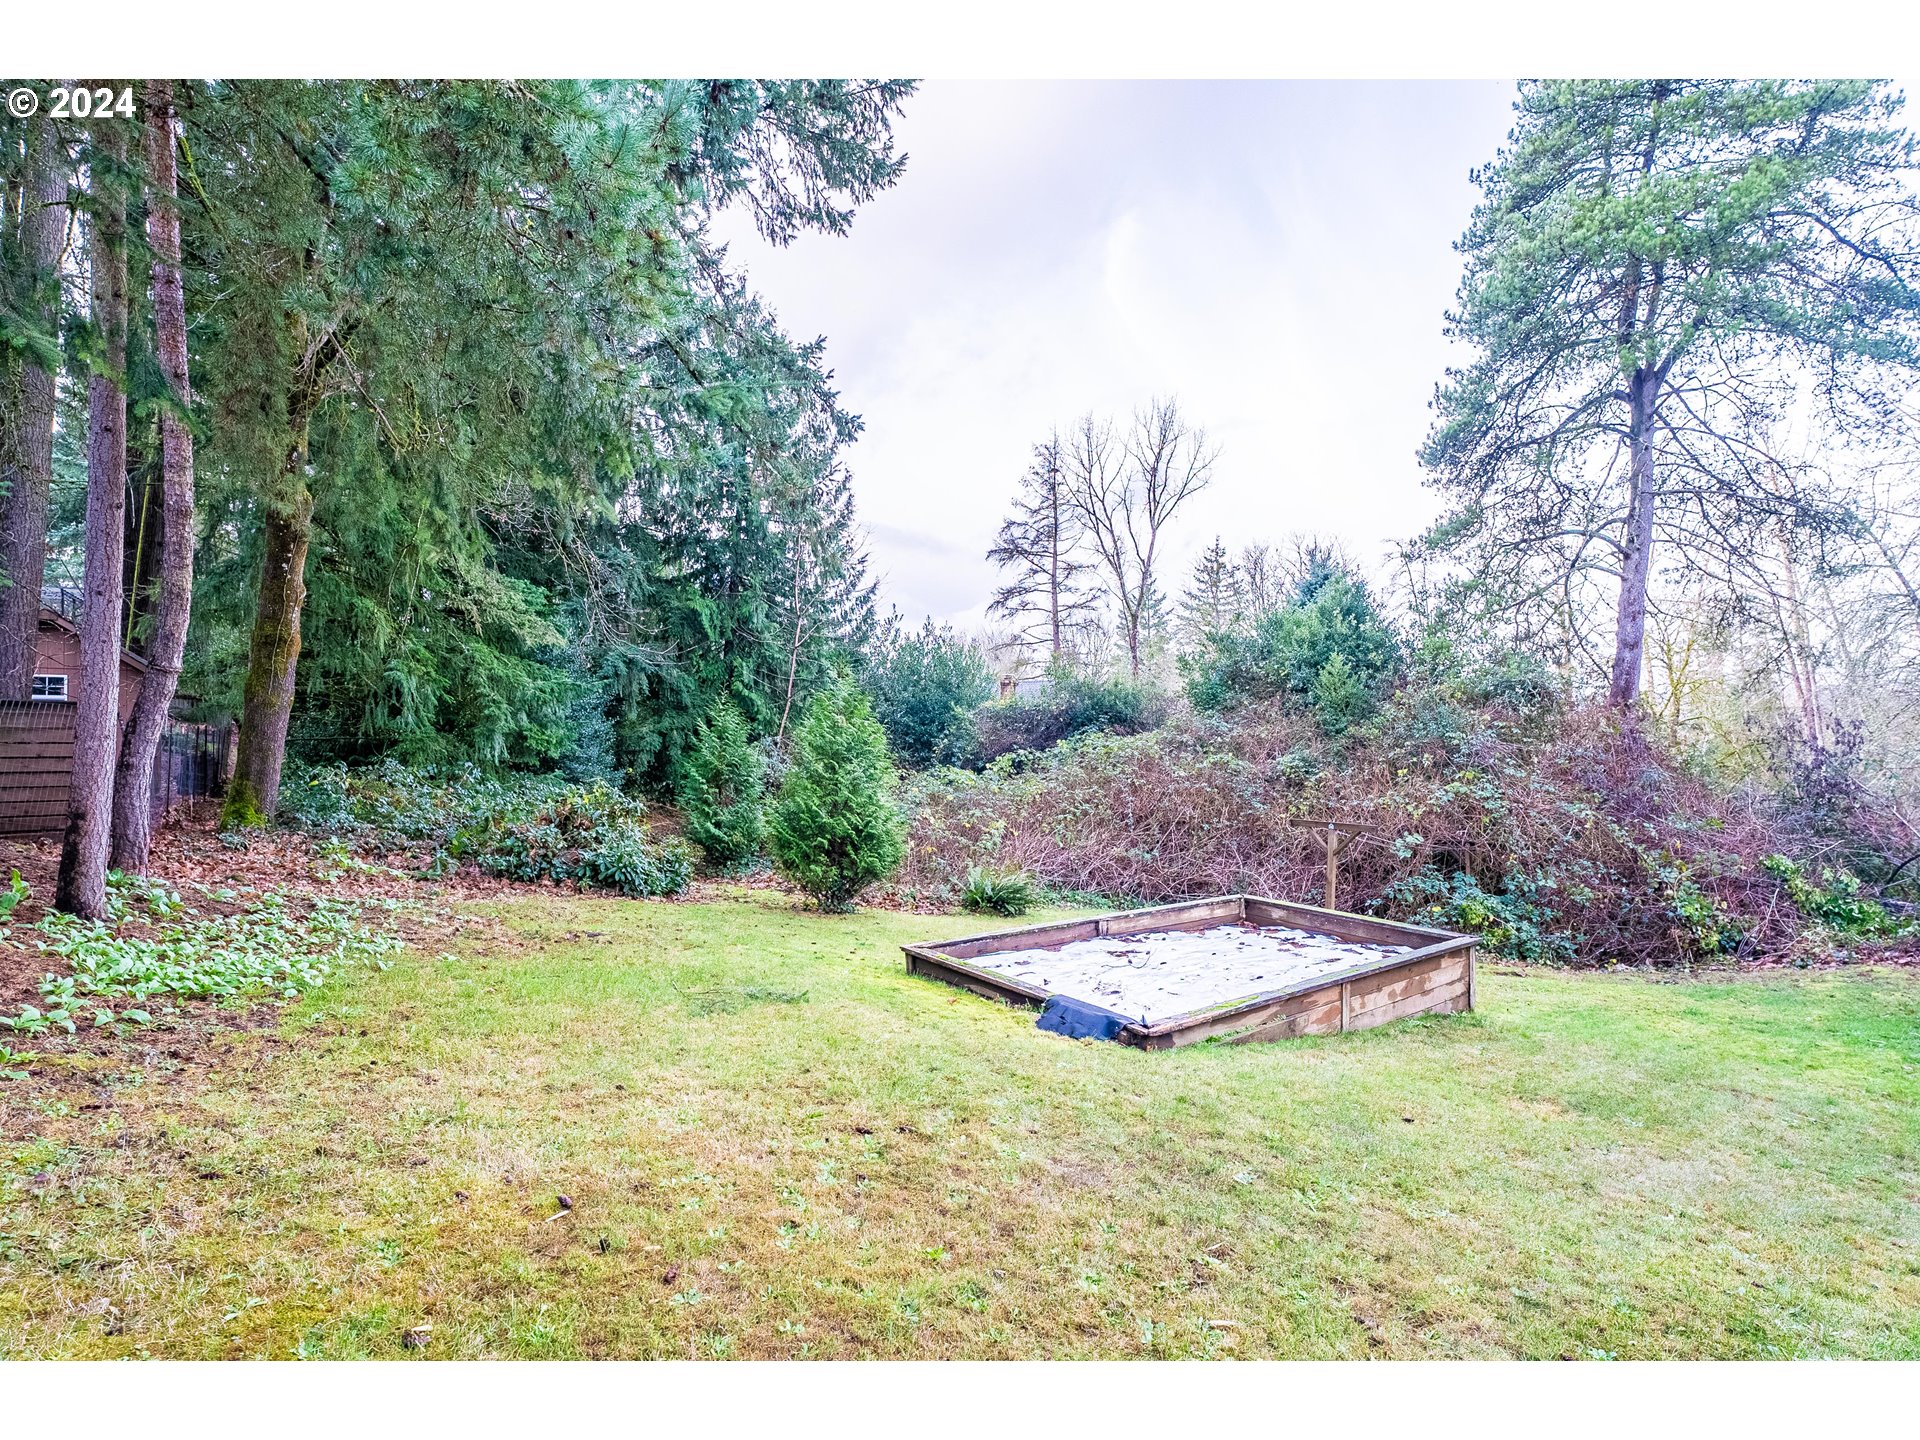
[1380,868,1575,964]
[582,829,694,899]
[282,761,689,899]
[959,866,1037,917]
[1659,863,1748,956]
[768,682,906,911]
[0,886,403,1036]
[0,869,28,921]
[681,700,766,867]
[1762,855,1908,940]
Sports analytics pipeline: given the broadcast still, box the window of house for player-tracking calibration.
[31,674,68,700]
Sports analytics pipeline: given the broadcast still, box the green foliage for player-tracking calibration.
[975,664,1167,761]
[681,700,766,867]
[959,866,1038,917]
[1308,653,1367,737]
[862,617,996,768]
[1,888,403,1036]
[1184,570,1400,731]
[1420,81,1920,651]
[1662,866,1747,957]
[281,759,571,843]
[0,870,28,922]
[170,79,907,784]
[767,683,905,911]
[1384,868,1576,964]
[1762,855,1908,939]
[459,786,691,898]
[280,760,689,897]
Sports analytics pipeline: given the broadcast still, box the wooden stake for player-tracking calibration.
[1288,818,1373,913]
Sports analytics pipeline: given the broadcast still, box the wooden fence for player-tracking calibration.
[0,699,76,837]
[0,700,230,838]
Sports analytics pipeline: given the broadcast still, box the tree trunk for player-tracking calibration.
[1046,459,1063,659]
[1773,528,1823,749]
[56,117,130,918]
[0,115,69,698]
[776,554,804,744]
[1607,371,1659,708]
[112,82,196,873]
[224,434,312,827]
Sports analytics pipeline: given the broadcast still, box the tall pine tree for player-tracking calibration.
[1424,80,1920,707]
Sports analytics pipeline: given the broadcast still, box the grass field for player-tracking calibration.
[3,888,1918,1359]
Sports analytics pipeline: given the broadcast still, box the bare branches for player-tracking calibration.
[1063,398,1217,679]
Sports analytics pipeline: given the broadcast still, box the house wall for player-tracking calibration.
[32,617,142,724]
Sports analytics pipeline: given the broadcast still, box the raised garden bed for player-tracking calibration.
[903,895,1475,1048]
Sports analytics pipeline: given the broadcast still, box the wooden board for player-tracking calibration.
[903,894,1475,1049]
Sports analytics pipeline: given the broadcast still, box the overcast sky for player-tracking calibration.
[713,80,1519,629]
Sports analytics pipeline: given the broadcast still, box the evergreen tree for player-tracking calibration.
[1184,567,1400,719]
[682,698,765,867]
[1308,651,1368,736]
[0,109,70,697]
[180,79,914,822]
[1424,80,1920,708]
[1177,536,1243,649]
[57,115,130,918]
[863,614,995,767]
[767,681,905,911]
[987,435,1094,659]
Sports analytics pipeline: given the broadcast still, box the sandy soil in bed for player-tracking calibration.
[975,923,1413,1025]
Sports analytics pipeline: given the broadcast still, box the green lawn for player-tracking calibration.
[3,888,1918,1359]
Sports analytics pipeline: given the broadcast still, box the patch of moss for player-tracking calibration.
[220,780,268,830]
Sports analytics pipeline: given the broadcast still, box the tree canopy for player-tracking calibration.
[1422,79,1920,706]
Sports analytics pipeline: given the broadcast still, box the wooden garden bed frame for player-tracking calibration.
[902,894,1476,1049]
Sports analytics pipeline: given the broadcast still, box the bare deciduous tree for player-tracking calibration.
[1065,398,1217,678]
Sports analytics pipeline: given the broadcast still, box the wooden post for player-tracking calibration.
[1290,818,1373,913]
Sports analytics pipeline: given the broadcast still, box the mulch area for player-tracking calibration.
[0,810,834,1069]
[0,809,537,1039]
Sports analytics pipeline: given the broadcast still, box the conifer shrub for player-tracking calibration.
[681,700,766,868]
[767,683,906,911]
[862,618,997,767]
[1184,570,1400,728]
